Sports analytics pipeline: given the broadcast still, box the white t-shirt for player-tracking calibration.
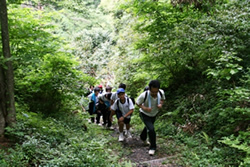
[136,89,165,117]
[111,98,134,118]
[98,93,110,103]
[111,92,118,102]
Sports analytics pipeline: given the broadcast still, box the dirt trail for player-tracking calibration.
[110,127,180,167]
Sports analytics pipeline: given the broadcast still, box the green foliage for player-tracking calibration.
[155,122,244,166]
[6,5,96,114]
[120,0,250,135]
[2,0,250,166]
[219,131,250,166]
[16,53,93,114]
[1,111,119,166]
[114,0,250,165]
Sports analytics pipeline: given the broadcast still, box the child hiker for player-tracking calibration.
[87,87,100,123]
[110,88,134,142]
[136,80,165,155]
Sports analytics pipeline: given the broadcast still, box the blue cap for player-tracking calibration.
[117,88,125,94]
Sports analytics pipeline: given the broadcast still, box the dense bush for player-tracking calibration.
[7,5,95,115]
[1,111,118,166]
[116,0,249,165]
[122,0,250,137]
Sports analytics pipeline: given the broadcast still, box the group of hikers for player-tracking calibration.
[84,80,165,156]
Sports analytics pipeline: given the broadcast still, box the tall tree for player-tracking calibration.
[0,0,16,135]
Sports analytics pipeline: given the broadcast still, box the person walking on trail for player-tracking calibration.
[98,85,104,94]
[136,80,165,156]
[110,88,134,142]
[87,87,100,123]
[85,85,94,96]
[98,86,113,128]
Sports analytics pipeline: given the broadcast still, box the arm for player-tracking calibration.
[136,103,152,112]
[109,109,115,122]
[157,100,164,109]
[136,92,152,112]
[124,109,133,118]
[119,109,134,123]
[157,89,165,109]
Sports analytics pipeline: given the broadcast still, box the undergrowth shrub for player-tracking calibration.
[1,111,119,166]
[156,121,244,166]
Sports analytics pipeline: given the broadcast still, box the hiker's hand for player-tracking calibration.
[157,104,163,109]
[118,116,124,123]
[143,106,152,112]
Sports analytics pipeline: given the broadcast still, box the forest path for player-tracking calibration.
[109,125,180,167]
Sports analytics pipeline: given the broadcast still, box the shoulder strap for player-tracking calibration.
[117,98,130,111]
[159,90,163,98]
[127,97,131,111]
[143,90,162,102]
[143,91,148,103]
[116,99,120,111]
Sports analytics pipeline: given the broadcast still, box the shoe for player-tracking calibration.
[142,140,150,146]
[118,133,124,142]
[107,126,114,130]
[149,149,155,155]
[126,131,132,138]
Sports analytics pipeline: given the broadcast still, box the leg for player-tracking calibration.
[88,102,95,123]
[107,109,112,127]
[125,123,130,130]
[96,110,102,124]
[116,110,125,141]
[124,118,132,138]
[139,113,148,141]
[98,104,107,125]
[118,121,124,133]
[101,109,107,125]
[140,112,157,150]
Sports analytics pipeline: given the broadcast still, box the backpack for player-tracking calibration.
[129,97,135,105]
[143,90,163,103]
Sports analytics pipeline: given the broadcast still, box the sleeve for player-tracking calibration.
[159,89,166,100]
[87,93,92,101]
[129,99,135,110]
[111,92,116,101]
[111,99,118,111]
[136,92,145,105]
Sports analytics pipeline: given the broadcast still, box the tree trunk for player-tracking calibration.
[0,0,16,135]
[0,66,6,135]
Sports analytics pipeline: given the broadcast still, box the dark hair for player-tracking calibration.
[94,87,100,92]
[149,80,160,89]
[118,83,126,90]
[106,86,112,92]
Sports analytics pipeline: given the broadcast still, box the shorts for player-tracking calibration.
[115,110,131,124]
